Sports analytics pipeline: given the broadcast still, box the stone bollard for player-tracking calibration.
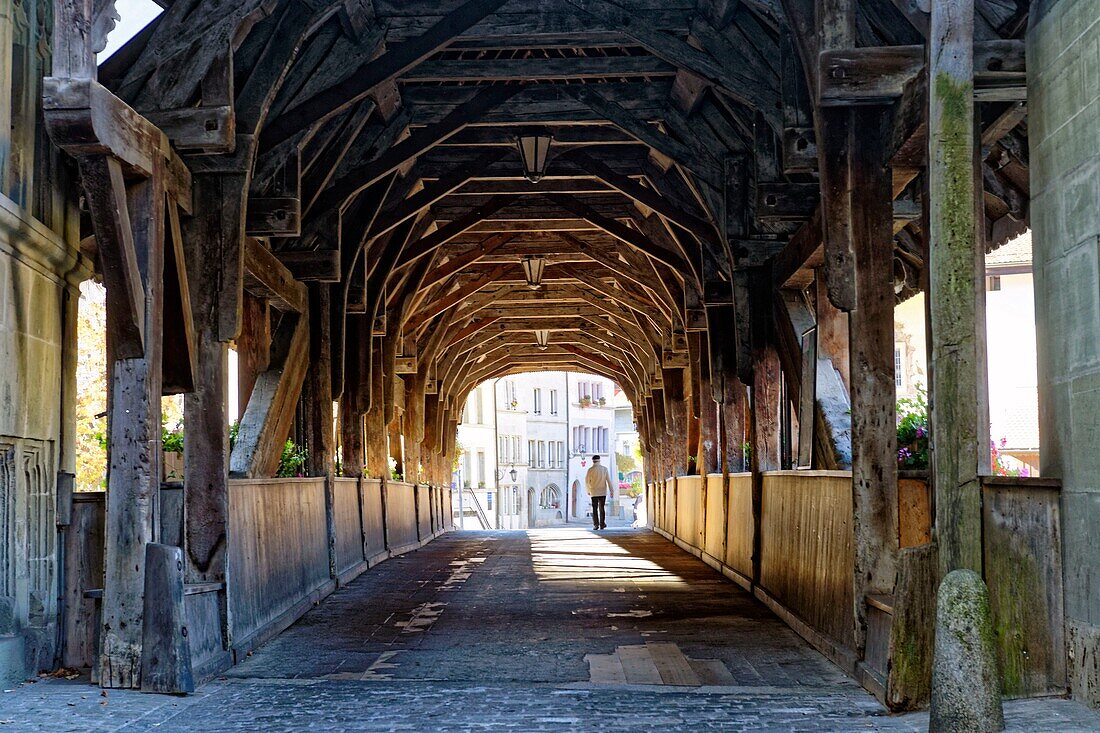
[929,569,1004,733]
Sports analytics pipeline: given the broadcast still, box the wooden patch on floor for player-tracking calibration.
[585,642,732,686]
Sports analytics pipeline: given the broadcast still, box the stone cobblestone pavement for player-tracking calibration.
[2,529,1098,732]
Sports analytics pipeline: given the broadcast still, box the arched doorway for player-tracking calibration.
[571,480,581,518]
[526,487,536,528]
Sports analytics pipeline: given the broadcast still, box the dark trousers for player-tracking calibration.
[591,496,606,528]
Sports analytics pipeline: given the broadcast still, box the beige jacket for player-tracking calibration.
[585,464,613,497]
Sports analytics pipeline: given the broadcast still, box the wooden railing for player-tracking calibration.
[648,470,1064,706]
[62,478,454,680]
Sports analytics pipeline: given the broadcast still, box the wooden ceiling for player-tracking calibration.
[98,0,1032,409]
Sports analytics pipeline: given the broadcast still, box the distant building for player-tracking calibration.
[613,386,642,487]
[454,371,625,528]
[894,231,1038,472]
[565,373,620,522]
[522,372,569,528]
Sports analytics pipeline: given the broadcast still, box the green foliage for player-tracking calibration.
[615,451,637,474]
[896,386,929,470]
[453,441,465,473]
[229,419,240,449]
[161,414,184,454]
[276,440,309,478]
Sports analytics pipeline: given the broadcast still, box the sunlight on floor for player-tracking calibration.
[527,528,688,588]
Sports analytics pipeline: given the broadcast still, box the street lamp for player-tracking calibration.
[516,130,553,183]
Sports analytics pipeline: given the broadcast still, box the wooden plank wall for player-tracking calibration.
[650,471,1067,702]
[228,478,332,651]
[724,474,754,581]
[647,482,657,529]
[362,479,388,563]
[982,478,1066,698]
[63,477,452,676]
[758,471,855,650]
[416,484,432,541]
[333,479,365,577]
[674,476,702,548]
[663,478,676,532]
[386,482,420,553]
[703,475,725,561]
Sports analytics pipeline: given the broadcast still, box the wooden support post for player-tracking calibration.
[846,106,900,654]
[341,315,366,477]
[815,272,850,392]
[720,385,747,474]
[307,284,334,476]
[699,332,717,471]
[229,310,310,478]
[389,418,405,480]
[662,369,688,476]
[748,270,783,585]
[365,343,388,478]
[100,172,165,689]
[687,333,705,474]
[237,292,271,418]
[404,377,423,483]
[182,178,239,641]
[928,0,984,576]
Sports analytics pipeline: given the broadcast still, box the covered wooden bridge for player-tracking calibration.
[2,0,1097,719]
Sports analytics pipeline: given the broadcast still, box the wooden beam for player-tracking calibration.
[260,0,512,148]
[401,54,676,82]
[229,310,311,478]
[274,250,342,282]
[395,195,513,269]
[162,202,197,394]
[77,156,146,359]
[404,266,509,331]
[368,149,511,241]
[246,197,301,237]
[43,78,192,210]
[818,41,1025,106]
[243,237,308,314]
[417,233,518,291]
[545,194,691,273]
[309,85,522,217]
[562,85,723,187]
[564,149,722,249]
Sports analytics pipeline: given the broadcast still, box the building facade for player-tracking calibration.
[564,373,619,523]
[894,231,1039,473]
[0,0,87,684]
[522,372,568,528]
[454,371,624,529]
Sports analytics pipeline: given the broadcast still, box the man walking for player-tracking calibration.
[585,455,613,530]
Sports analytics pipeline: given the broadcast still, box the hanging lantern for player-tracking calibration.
[522,255,546,290]
[516,130,553,183]
[534,329,550,350]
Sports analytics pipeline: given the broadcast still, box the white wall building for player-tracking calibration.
[564,373,620,523]
[516,372,569,527]
[455,382,498,528]
[894,231,1039,472]
[613,386,642,483]
[454,371,624,528]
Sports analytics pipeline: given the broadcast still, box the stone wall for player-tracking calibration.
[1029,0,1100,707]
[0,192,83,685]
